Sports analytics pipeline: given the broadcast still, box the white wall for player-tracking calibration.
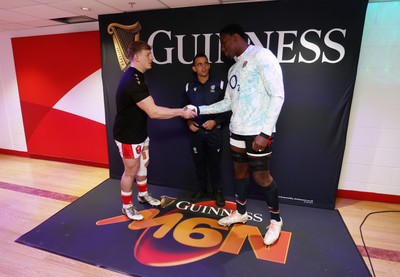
[0,33,26,152]
[0,2,398,197]
[338,1,400,196]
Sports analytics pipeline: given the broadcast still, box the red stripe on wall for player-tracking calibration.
[29,153,109,168]
[0,150,108,168]
[337,189,400,204]
[0,149,29,157]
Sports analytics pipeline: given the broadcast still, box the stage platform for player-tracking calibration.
[16,178,370,276]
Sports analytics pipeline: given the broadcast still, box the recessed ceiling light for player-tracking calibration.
[51,15,97,24]
[81,7,90,11]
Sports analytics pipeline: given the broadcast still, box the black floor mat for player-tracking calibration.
[16,178,370,277]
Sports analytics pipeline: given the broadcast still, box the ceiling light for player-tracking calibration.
[51,16,97,24]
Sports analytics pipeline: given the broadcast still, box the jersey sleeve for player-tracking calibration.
[199,80,232,115]
[212,80,231,125]
[130,80,150,104]
[258,49,285,136]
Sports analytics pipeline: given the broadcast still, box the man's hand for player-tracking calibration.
[184,105,198,114]
[187,120,200,132]
[182,105,197,119]
[201,120,216,131]
[252,135,271,153]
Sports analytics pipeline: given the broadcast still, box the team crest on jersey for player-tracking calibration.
[242,61,248,68]
[135,145,142,154]
[210,85,216,93]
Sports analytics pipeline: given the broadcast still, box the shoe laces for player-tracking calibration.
[125,205,139,214]
[231,211,245,218]
[267,221,281,234]
[142,193,156,201]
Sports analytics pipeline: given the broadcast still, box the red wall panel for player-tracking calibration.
[12,31,108,165]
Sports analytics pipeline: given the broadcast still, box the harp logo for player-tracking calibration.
[107,22,142,71]
[96,200,291,266]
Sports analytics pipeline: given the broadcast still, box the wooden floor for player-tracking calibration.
[0,153,399,277]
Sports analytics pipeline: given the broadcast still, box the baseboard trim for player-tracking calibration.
[0,149,109,169]
[0,148,29,157]
[337,189,400,204]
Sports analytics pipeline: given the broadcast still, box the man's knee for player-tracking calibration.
[123,158,140,176]
[250,157,272,186]
[252,170,273,187]
[249,156,269,171]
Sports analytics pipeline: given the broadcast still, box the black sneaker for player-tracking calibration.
[190,191,204,203]
[215,191,225,207]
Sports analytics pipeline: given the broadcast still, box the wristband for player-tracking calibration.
[259,132,271,139]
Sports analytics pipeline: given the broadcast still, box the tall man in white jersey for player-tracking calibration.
[188,24,285,245]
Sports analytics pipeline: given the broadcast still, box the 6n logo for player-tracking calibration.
[97,207,291,266]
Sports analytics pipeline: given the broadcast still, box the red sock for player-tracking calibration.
[121,190,132,206]
[137,179,148,195]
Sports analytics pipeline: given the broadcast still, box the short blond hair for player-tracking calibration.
[128,40,151,60]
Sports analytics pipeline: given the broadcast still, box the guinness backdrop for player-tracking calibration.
[99,0,368,209]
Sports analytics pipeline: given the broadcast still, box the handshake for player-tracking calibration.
[181,105,198,119]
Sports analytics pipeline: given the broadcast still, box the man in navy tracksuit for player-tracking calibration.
[184,53,231,207]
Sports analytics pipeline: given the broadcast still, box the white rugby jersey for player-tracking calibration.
[199,45,284,136]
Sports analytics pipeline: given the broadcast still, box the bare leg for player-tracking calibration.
[121,157,140,193]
